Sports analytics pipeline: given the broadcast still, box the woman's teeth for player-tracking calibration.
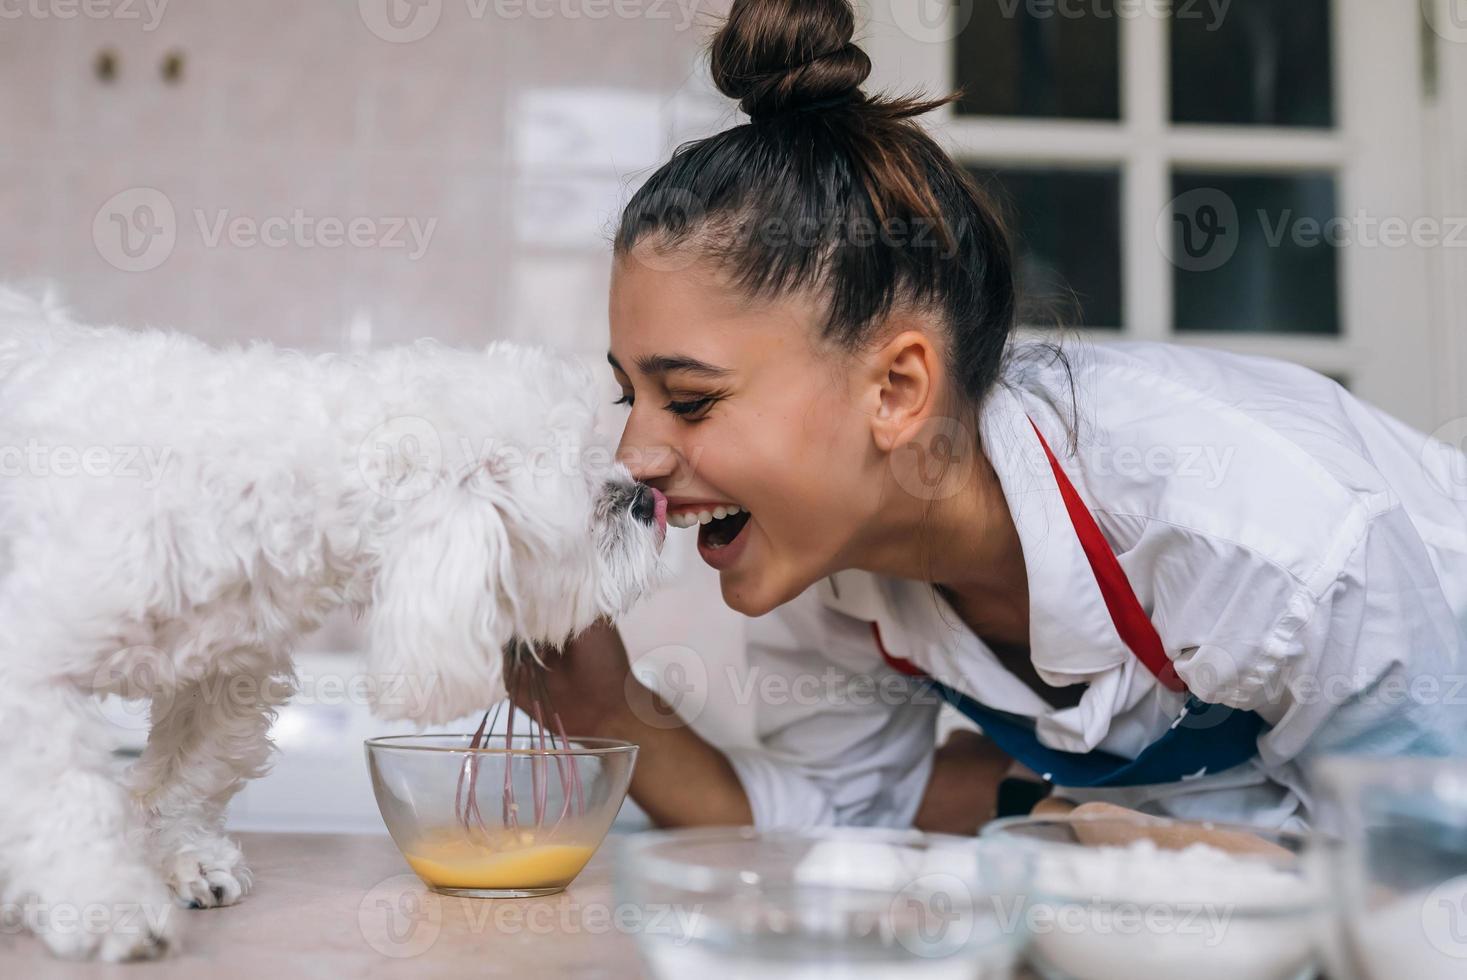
[668,506,743,529]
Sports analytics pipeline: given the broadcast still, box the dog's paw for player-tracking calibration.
[162,836,252,910]
[26,867,179,962]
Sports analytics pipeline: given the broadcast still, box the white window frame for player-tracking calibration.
[862,0,1446,430]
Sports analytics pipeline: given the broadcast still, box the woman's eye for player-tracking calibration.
[613,393,634,408]
[665,396,716,420]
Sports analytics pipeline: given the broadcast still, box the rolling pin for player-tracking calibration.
[1055,801,1294,859]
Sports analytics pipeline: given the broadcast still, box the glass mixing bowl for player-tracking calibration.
[1314,755,1467,980]
[365,734,637,898]
[616,826,1031,979]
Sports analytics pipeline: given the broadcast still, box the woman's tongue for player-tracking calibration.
[700,509,751,549]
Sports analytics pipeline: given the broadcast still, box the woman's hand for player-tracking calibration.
[514,619,635,736]
[516,619,754,828]
[913,729,1013,835]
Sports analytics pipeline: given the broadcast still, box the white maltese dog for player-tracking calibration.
[0,288,667,961]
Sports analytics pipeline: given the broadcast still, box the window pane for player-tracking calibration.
[1169,172,1340,335]
[1171,0,1334,127]
[954,0,1120,120]
[969,166,1123,329]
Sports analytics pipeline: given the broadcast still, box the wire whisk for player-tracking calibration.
[453,641,585,842]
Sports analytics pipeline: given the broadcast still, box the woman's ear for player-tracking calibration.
[867,328,977,504]
[868,329,940,452]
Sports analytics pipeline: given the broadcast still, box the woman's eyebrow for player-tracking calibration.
[606,352,731,379]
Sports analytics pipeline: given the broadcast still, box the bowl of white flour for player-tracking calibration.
[982,814,1325,980]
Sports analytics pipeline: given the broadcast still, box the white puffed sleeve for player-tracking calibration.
[1259,503,1467,766]
[1074,499,1467,828]
[721,587,941,830]
[1159,500,1466,763]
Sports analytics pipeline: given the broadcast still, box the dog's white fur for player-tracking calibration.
[0,288,664,961]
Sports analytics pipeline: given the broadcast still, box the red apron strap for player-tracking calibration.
[873,622,924,677]
[1027,418,1188,694]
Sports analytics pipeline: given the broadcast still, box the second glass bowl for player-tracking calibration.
[617,825,1030,979]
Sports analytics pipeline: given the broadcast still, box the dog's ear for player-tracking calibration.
[366,468,515,724]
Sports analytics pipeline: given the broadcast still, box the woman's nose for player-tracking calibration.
[616,429,677,485]
[616,443,677,485]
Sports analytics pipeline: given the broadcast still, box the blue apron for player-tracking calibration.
[875,420,1269,789]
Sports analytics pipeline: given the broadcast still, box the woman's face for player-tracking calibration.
[609,255,890,617]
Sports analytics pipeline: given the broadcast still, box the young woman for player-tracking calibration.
[535,0,1467,834]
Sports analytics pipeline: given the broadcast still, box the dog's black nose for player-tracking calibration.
[630,484,658,525]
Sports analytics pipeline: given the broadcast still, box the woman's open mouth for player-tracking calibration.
[698,509,751,550]
[668,504,753,565]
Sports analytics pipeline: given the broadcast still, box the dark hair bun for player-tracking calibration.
[709,0,872,121]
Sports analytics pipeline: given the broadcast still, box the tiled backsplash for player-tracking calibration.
[2,0,735,356]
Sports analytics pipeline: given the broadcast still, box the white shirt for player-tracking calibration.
[723,341,1467,832]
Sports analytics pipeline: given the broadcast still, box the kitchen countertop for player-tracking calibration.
[1,832,1053,979]
[0,832,650,979]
